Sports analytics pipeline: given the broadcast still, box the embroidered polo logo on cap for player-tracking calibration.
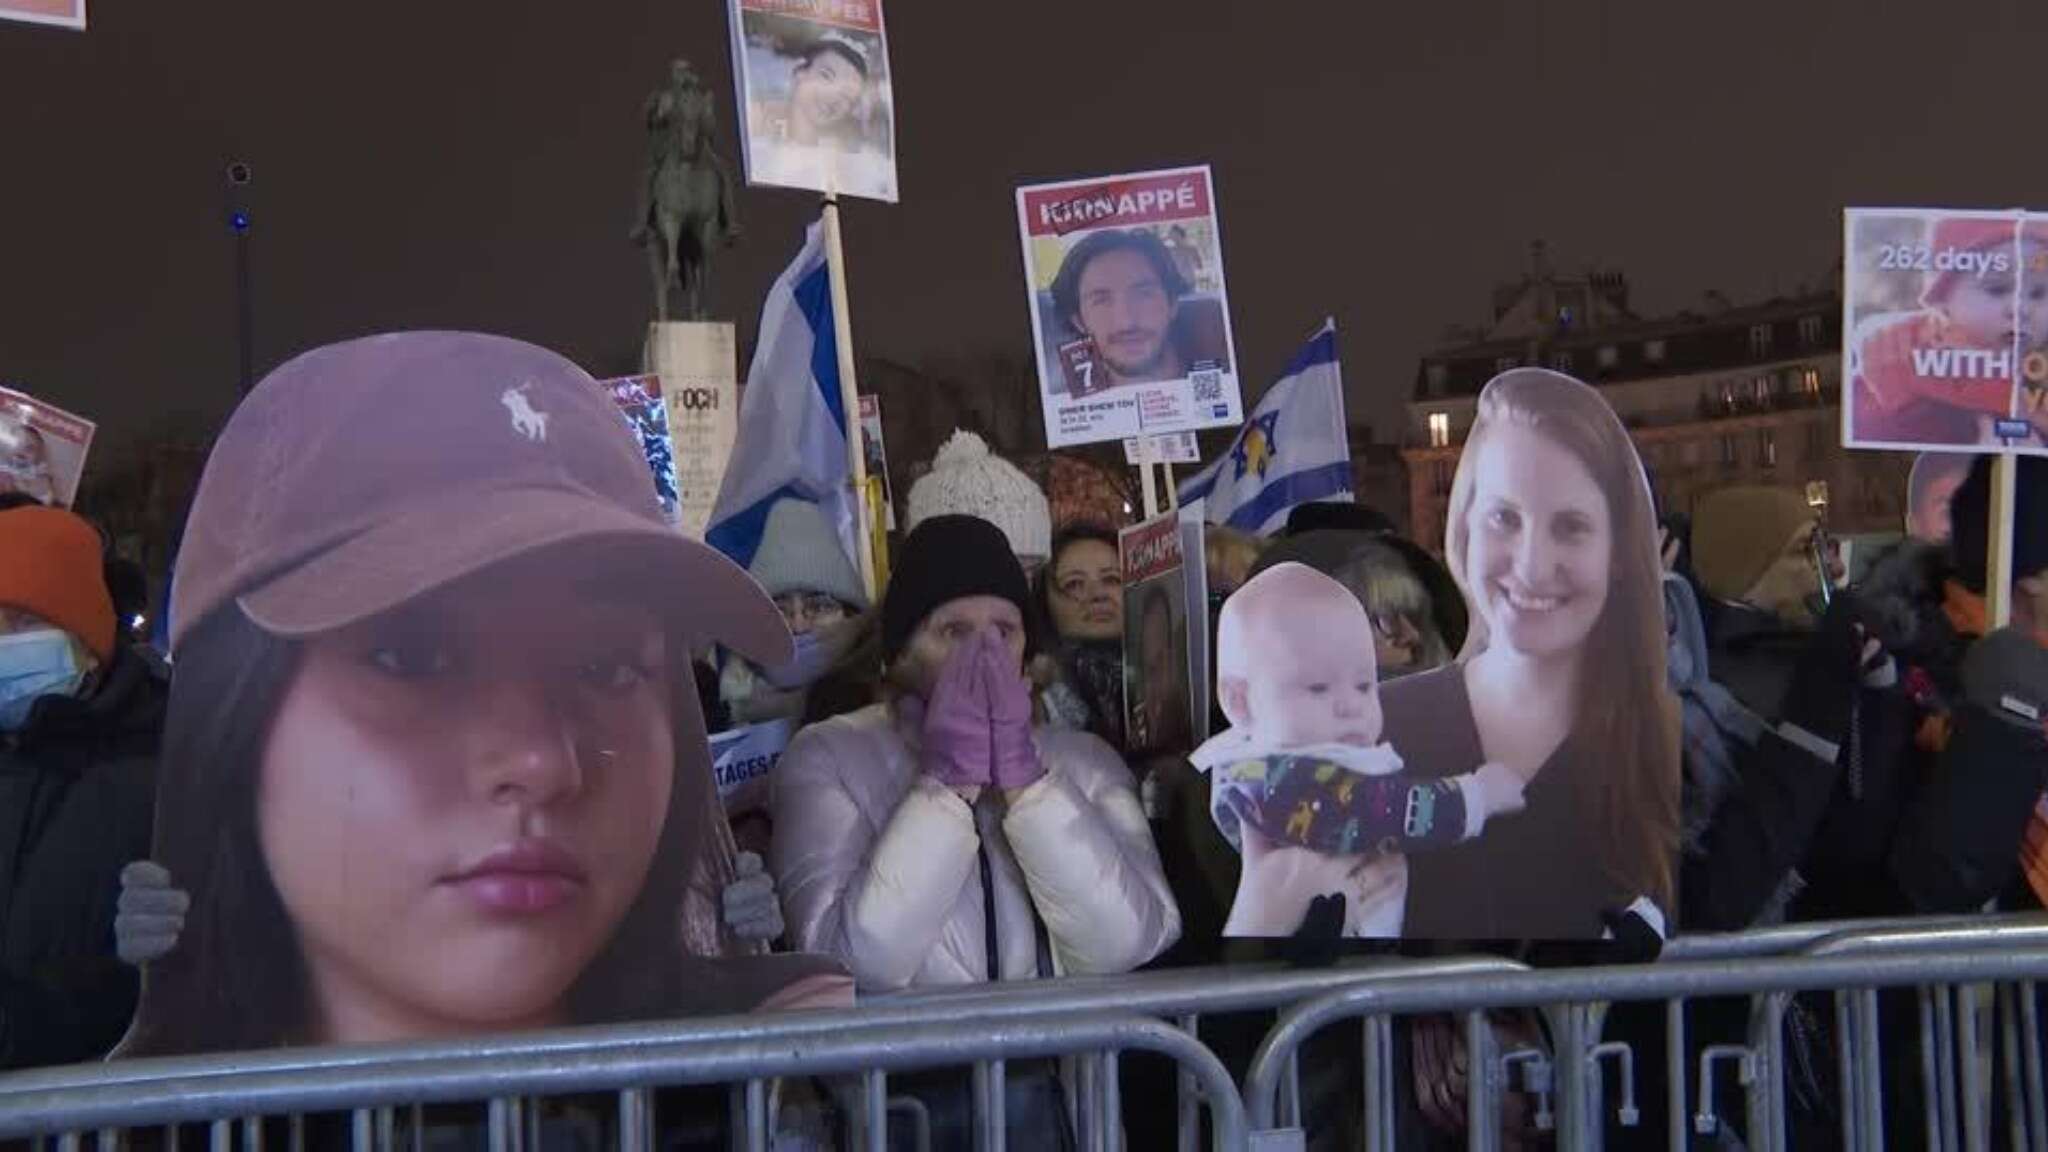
[500,383,550,443]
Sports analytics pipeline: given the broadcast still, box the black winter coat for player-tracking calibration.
[0,644,165,1069]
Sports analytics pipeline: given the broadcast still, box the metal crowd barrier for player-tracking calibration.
[1242,923,2048,1152]
[5,1011,1241,1152]
[3,915,2044,1151]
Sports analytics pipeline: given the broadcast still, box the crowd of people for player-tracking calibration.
[3,332,2047,1148]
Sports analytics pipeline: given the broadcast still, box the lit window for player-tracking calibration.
[1551,351,1574,373]
[1644,340,1667,364]
[1749,324,1774,357]
[1428,412,1451,449]
[1799,315,1825,346]
[1759,429,1777,467]
[1597,345,1618,369]
[1754,375,1774,405]
[1801,368,1822,397]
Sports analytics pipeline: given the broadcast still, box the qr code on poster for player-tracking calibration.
[1191,369,1224,403]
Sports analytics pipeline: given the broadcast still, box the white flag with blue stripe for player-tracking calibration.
[705,220,860,573]
[1177,321,1353,536]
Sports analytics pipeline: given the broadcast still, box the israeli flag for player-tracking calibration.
[1177,320,1354,535]
[705,221,860,572]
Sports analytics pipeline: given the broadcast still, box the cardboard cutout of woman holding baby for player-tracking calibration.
[1194,368,1680,940]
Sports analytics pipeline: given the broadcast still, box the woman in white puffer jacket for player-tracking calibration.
[770,514,1180,994]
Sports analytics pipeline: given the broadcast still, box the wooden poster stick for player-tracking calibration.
[1989,453,2018,627]
[820,197,877,602]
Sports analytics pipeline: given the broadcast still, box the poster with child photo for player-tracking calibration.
[1843,207,2048,454]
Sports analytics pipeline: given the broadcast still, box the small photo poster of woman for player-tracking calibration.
[1119,510,1193,760]
[727,0,897,203]
[0,384,95,508]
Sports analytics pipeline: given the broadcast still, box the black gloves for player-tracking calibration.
[1280,893,1347,969]
[1781,596,1885,750]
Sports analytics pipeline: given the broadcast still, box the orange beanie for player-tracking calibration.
[0,506,115,661]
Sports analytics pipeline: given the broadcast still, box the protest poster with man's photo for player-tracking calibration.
[1119,510,1194,760]
[1016,166,1245,449]
[727,0,897,203]
[1843,207,2048,455]
[0,385,95,507]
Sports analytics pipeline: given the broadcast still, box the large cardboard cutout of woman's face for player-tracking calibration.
[1207,370,1679,942]
[117,331,848,1058]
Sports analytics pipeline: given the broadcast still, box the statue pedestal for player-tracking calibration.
[645,322,738,540]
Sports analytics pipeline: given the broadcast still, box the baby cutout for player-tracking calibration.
[1191,563,1527,937]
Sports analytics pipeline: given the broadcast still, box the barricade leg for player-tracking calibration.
[2024,984,2047,1152]
[1358,1016,1392,1152]
[1745,994,1785,1152]
[618,1088,653,1152]
[1939,987,1963,1152]
[1078,1053,1101,1152]
[742,1079,770,1152]
[1666,998,1688,1152]
[1999,985,2027,1152]
[488,1098,524,1152]
[1856,988,1886,1152]
[863,1070,887,1152]
[1100,1050,1122,1152]
[1922,988,1945,1152]
[1465,1010,1497,1152]
[1545,1004,1594,1150]
[1175,1015,1198,1152]
[971,1061,1004,1152]
[1963,987,1989,1152]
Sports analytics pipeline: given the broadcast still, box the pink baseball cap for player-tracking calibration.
[170,331,791,668]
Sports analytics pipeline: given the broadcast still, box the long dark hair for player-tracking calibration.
[118,605,759,1057]
[1445,369,1680,909]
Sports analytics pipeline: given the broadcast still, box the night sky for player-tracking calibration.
[5,0,2044,464]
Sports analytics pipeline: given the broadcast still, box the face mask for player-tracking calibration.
[760,629,839,691]
[0,628,87,731]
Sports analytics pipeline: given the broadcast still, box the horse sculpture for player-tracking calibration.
[633,60,742,323]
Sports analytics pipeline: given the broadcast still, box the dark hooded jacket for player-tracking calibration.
[0,642,165,1068]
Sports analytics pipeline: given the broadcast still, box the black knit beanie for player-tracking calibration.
[1951,455,2048,592]
[882,514,1036,665]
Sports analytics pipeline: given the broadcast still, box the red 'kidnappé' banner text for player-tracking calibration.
[1120,511,1183,584]
[740,0,881,33]
[1022,172,1216,238]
